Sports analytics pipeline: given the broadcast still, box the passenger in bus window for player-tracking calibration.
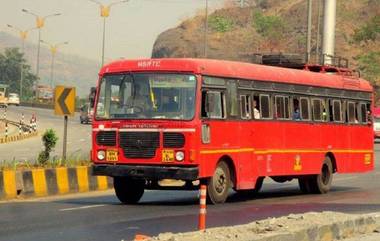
[253,99,260,119]
[292,99,301,120]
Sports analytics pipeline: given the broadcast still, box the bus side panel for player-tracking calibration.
[283,122,324,175]
[254,121,285,176]
[345,125,374,172]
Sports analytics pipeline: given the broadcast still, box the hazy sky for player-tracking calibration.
[1,0,223,62]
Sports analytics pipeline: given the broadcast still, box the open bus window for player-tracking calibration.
[202,91,225,119]
[358,103,368,124]
[275,96,290,119]
[259,94,271,119]
[332,100,342,122]
[312,98,323,121]
[300,97,310,121]
[347,101,358,123]
[240,95,252,119]
[227,81,238,117]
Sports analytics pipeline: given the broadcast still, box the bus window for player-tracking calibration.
[202,91,225,119]
[347,101,358,123]
[259,94,271,119]
[300,97,310,121]
[227,81,238,117]
[333,100,342,122]
[358,103,368,124]
[312,98,323,121]
[275,96,290,119]
[240,95,252,119]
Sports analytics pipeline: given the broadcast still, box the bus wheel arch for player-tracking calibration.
[205,156,235,204]
[219,155,237,188]
[325,152,337,173]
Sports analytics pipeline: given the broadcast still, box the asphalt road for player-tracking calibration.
[1,144,380,241]
[0,106,91,162]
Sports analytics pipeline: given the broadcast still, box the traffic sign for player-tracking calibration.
[55,86,76,116]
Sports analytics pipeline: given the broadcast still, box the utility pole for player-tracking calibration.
[306,0,312,63]
[315,0,322,64]
[204,0,208,58]
[322,0,336,65]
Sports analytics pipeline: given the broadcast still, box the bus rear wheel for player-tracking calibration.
[207,161,231,204]
[309,157,333,194]
[113,177,145,204]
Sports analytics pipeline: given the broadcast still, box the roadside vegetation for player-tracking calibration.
[0,129,90,170]
[0,48,37,100]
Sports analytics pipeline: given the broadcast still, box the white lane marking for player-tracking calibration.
[59,204,106,212]
[334,176,358,182]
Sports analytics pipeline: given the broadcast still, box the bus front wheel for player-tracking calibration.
[207,161,231,204]
[113,177,145,204]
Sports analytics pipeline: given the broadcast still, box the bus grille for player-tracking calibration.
[119,132,159,159]
[96,131,116,146]
[163,132,185,148]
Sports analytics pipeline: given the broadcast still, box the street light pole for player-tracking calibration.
[6,24,36,100]
[204,0,208,58]
[21,9,61,80]
[89,0,129,67]
[102,17,106,67]
[40,40,68,88]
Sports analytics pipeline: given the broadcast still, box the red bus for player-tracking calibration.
[91,58,374,204]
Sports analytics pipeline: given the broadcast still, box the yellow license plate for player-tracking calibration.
[106,150,118,162]
[162,150,175,163]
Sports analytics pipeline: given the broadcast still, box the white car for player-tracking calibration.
[7,93,20,106]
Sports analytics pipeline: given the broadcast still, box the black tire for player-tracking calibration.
[298,176,311,194]
[207,161,231,204]
[114,177,145,204]
[309,157,333,194]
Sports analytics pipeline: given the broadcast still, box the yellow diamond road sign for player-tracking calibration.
[55,86,76,116]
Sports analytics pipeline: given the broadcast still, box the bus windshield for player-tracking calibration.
[95,73,196,120]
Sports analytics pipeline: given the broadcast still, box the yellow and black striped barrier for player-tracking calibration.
[0,166,112,200]
[0,131,38,144]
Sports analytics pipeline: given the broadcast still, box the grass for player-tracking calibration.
[0,156,91,171]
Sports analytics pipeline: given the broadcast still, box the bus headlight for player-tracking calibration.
[175,151,185,162]
[97,150,105,160]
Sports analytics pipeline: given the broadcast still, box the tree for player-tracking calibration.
[352,16,380,43]
[0,48,37,100]
[252,11,287,51]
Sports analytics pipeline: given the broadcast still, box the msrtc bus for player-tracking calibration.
[91,58,374,204]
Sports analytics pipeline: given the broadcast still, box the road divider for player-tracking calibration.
[0,115,38,144]
[149,212,380,241]
[0,166,113,200]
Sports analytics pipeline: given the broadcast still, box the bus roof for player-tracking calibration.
[99,58,373,93]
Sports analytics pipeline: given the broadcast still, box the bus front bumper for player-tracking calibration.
[92,164,199,181]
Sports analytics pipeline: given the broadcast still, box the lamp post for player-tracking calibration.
[40,40,68,88]
[89,0,129,67]
[21,9,61,80]
[6,24,36,99]
[204,0,208,58]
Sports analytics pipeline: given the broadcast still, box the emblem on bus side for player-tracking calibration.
[294,155,302,171]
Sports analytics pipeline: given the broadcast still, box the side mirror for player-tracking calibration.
[89,87,96,108]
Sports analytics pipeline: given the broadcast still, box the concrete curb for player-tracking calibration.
[150,212,380,241]
[0,131,38,144]
[0,166,113,200]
